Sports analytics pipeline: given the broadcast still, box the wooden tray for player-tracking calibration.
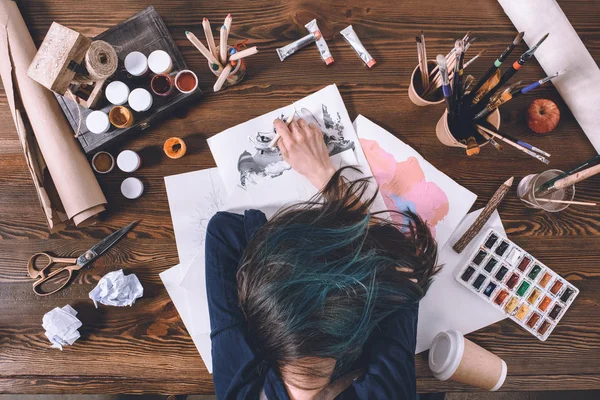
[56,6,202,154]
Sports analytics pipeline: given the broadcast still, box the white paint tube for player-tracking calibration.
[276,32,318,61]
[340,25,376,68]
[305,19,334,65]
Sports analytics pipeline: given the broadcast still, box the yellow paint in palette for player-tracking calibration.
[515,303,529,320]
[505,297,519,313]
[527,288,542,305]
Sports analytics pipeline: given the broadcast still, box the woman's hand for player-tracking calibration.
[274,117,336,189]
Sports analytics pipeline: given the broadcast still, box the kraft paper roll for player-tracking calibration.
[0,0,107,231]
[498,0,600,154]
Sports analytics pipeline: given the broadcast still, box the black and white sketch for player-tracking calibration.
[237,105,356,188]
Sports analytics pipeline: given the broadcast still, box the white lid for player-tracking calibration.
[121,177,144,199]
[128,88,153,112]
[105,81,130,105]
[148,50,173,74]
[124,51,148,76]
[116,149,141,173]
[86,111,110,134]
[429,330,465,381]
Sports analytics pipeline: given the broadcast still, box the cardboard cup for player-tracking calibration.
[435,108,501,148]
[408,60,444,106]
[429,330,507,391]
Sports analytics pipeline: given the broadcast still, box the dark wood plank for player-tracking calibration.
[1,0,600,394]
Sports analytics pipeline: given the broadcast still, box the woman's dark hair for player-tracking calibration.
[237,167,439,388]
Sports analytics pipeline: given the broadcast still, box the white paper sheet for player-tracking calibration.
[498,0,600,154]
[354,115,477,249]
[207,84,387,216]
[416,208,507,354]
[160,260,214,373]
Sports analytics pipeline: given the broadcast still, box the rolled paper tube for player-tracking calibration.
[452,177,514,253]
[0,0,107,231]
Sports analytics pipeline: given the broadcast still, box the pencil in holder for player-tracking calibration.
[209,46,247,89]
[435,109,501,149]
[408,60,444,106]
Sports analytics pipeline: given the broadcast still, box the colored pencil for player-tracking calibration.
[268,111,296,148]
[219,25,228,64]
[453,177,514,253]
[229,46,259,61]
[213,63,232,92]
[186,31,222,69]
[224,14,232,33]
[202,18,218,58]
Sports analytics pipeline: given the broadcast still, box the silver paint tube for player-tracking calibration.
[340,25,376,68]
[276,32,318,62]
[305,19,334,65]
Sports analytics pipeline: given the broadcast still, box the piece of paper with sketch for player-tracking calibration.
[163,168,229,373]
[207,84,386,218]
[354,115,477,249]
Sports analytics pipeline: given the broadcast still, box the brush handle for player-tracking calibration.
[536,155,600,193]
[553,163,600,190]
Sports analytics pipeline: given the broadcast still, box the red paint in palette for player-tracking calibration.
[517,257,531,272]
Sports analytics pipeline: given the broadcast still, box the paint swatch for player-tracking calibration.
[456,228,579,341]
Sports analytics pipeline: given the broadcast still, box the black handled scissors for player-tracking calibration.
[27,221,137,296]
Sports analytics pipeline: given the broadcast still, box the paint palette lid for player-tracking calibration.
[124,51,148,76]
[429,330,465,381]
[148,50,173,74]
[121,177,144,199]
[128,88,153,112]
[105,81,130,105]
[86,111,110,134]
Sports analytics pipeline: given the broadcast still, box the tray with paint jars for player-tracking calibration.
[455,227,579,341]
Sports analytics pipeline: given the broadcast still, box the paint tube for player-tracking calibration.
[276,32,319,62]
[340,25,376,68]
[305,19,334,65]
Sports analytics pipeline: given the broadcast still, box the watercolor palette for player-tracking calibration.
[455,228,579,341]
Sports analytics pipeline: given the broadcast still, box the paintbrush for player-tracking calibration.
[536,162,600,197]
[464,31,524,104]
[452,176,514,253]
[451,40,465,117]
[536,199,597,206]
[478,128,503,151]
[476,123,550,163]
[416,35,429,88]
[473,69,566,120]
[536,154,600,193]
[472,33,550,112]
[437,54,453,116]
[478,120,550,157]
[420,31,429,86]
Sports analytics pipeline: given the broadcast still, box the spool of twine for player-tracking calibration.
[75,40,118,82]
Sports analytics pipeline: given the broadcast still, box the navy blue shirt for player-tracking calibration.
[206,210,418,400]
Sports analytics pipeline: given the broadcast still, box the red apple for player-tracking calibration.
[527,99,560,134]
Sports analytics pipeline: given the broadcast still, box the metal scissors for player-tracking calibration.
[27,221,137,296]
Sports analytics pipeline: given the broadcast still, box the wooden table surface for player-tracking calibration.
[1,0,600,395]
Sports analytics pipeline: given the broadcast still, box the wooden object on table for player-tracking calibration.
[27,22,92,94]
[3,0,600,395]
[55,6,202,154]
[453,177,514,253]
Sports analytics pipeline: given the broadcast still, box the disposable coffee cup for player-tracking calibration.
[429,330,507,391]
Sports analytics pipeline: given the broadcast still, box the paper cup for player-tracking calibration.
[408,60,444,106]
[435,108,501,148]
[429,330,507,391]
